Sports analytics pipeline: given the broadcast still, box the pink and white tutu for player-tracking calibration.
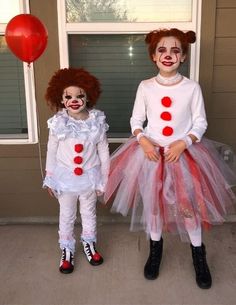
[104,137,236,240]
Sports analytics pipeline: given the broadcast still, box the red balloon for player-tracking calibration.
[5,14,48,65]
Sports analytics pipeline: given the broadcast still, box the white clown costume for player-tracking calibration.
[44,108,110,253]
[104,76,236,242]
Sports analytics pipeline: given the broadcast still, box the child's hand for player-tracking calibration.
[165,140,186,162]
[46,187,55,198]
[139,136,160,162]
[96,190,103,196]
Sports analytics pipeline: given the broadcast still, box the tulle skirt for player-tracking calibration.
[104,137,236,240]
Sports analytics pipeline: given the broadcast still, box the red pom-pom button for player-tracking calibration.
[74,167,83,175]
[161,96,172,107]
[74,156,83,164]
[162,126,173,136]
[93,253,101,261]
[74,144,83,153]
[160,111,172,121]
[61,261,72,269]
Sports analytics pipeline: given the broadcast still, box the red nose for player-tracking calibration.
[165,55,172,60]
[71,100,78,104]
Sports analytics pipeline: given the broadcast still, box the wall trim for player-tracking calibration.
[199,0,217,115]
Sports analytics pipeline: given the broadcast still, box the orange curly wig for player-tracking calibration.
[145,28,196,62]
[45,68,101,111]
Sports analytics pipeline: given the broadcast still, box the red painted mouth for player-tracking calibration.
[69,104,81,110]
[162,61,174,66]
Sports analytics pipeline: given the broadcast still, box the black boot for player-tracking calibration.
[191,243,212,289]
[144,238,163,280]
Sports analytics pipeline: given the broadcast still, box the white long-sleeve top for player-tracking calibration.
[130,76,207,147]
[43,109,110,195]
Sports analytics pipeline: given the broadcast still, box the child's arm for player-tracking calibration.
[131,83,160,162]
[43,133,59,196]
[96,136,110,195]
[188,84,208,141]
[130,83,146,135]
[45,133,59,176]
[134,129,160,162]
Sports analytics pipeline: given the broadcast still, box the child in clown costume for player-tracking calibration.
[104,28,236,288]
[44,68,110,274]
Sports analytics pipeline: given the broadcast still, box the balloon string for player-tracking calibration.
[36,110,45,181]
[28,65,44,181]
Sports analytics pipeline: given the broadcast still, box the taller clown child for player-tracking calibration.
[104,28,236,288]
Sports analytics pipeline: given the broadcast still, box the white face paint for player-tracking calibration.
[152,36,186,77]
[62,86,87,116]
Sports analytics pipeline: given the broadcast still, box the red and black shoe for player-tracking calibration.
[59,248,74,274]
[82,241,103,266]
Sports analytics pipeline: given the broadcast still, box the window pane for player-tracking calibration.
[0,0,20,23]
[0,36,28,137]
[66,0,192,23]
[69,34,189,137]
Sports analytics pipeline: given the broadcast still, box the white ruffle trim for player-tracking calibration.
[47,109,109,143]
[43,165,106,197]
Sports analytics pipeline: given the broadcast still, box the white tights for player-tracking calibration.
[150,214,202,246]
[58,190,97,253]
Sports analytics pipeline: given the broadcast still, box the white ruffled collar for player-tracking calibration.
[48,108,108,142]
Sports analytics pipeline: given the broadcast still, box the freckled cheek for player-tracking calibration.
[173,53,181,63]
[155,53,163,62]
[63,100,70,108]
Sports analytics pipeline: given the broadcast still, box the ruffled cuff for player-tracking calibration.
[95,182,106,193]
[43,175,53,189]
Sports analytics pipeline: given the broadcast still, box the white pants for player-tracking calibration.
[58,190,97,253]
